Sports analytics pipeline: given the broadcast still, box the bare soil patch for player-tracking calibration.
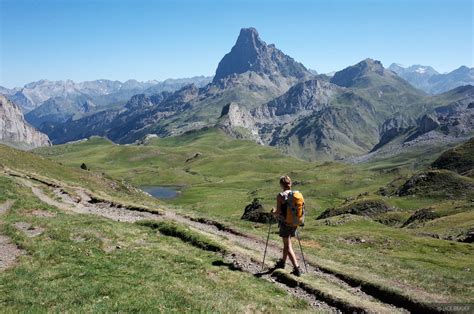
[14,221,44,237]
[0,235,24,271]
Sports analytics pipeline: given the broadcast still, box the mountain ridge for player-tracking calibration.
[389,63,474,94]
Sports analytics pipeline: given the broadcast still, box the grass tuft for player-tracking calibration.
[137,220,225,252]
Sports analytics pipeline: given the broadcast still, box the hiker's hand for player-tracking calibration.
[271,208,277,216]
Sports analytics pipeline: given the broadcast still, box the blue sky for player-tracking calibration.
[0,0,472,88]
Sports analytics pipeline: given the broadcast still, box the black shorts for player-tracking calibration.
[279,223,297,238]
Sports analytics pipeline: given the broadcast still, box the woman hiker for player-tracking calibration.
[272,175,302,276]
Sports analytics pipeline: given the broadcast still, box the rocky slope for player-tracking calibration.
[350,86,474,163]
[0,95,51,149]
[219,60,474,160]
[219,78,380,160]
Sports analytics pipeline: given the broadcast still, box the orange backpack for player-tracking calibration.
[283,190,305,227]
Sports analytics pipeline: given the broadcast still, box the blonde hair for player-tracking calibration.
[279,175,292,189]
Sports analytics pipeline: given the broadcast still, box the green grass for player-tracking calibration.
[25,128,474,303]
[307,217,474,302]
[0,176,309,312]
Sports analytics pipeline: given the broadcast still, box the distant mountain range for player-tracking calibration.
[389,64,474,94]
[1,27,472,160]
[0,77,212,124]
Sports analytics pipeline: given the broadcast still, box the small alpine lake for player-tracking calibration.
[141,186,181,199]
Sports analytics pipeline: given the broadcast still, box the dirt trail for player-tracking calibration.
[17,178,158,223]
[0,200,25,271]
[16,176,411,312]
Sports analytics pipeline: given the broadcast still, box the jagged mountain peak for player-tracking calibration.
[213,27,311,83]
[235,27,264,49]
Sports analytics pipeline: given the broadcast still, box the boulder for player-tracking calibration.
[241,198,276,223]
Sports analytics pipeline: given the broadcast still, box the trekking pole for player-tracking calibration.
[261,218,272,271]
[296,229,308,273]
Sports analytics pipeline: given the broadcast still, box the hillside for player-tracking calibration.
[432,137,474,177]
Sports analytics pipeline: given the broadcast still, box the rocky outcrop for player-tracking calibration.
[217,103,261,143]
[241,198,276,223]
[0,95,51,149]
[405,95,474,143]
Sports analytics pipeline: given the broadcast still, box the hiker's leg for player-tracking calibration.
[282,237,289,261]
[287,236,299,268]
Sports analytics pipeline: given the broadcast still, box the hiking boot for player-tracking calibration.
[274,259,286,269]
[291,266,302,277]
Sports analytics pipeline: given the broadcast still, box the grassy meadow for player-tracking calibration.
[33,128,474,303]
